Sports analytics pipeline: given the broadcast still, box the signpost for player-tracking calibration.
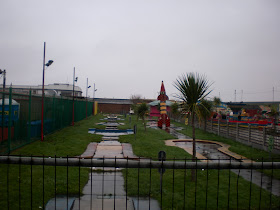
[158,150,166,197]
[133,124,137,140]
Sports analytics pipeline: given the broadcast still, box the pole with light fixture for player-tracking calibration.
[86,78,91,118]
[93,83,97,99]
[41,42,53,141]
[72,67,78,126]
[92,83,97,115]
[0,69,6,143]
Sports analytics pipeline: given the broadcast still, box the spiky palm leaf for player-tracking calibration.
[174,72,212,181]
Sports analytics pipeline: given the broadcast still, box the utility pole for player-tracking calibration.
[41,42,46,141]
[72,67,77,126]
[93,83,97,99]
[234,90,236,102]
[241,90,243,102]
[40,42,53,141]
[86,78,91,118]
[0,69,6,143]
[273,87,274,102]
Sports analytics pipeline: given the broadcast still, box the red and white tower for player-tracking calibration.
[157,81,170,128]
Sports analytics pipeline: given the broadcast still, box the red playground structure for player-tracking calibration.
[157,81,170,129]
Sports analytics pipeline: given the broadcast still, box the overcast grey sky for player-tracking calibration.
[0,0,280,102]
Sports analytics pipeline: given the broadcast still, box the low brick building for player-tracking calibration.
[94,98,133,114]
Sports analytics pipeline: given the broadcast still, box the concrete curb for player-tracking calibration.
[79,142,98,159]
[165,139,253,163]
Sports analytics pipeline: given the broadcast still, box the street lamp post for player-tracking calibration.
[92,83,97,115]
[93,83,97,99]
[0,69,6,142]
[72,67,78,126]
[41,42,53,141]
[86,78,91,118]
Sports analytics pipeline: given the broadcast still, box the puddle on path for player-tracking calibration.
[175,141,280,196]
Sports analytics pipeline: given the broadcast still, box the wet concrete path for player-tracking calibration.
[72,172,134,210]
[72,117,160,210]
[168,126,280,196]
[175,141,280,196]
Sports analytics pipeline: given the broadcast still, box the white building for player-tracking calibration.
[0,83,82,97]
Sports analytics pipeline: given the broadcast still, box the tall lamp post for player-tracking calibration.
[86,78,91,118]
[41,42,53,141]
[0,69,6,143]
[72,67,78,126]
[93,83,97,99]
[92,83,97,115]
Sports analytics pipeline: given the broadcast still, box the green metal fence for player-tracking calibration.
[0,88,94,154]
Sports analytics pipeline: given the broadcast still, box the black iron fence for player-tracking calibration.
[0,156,279,209]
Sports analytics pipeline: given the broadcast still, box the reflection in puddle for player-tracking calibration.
[174,141,280,196]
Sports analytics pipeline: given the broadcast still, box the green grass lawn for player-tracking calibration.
[11,115,104,157]
[172,121,280,161]
[0,114,279,209]
[172,121,280,180]
[0,115,103,209]
[120,116,280,209]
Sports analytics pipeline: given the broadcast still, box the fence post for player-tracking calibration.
[52,95,55,132]
[218,119,220,135]
[263,127,266,147]
[1,88,5,143]
[236,123,239,141]
[248,124,251,143]
[8,87,12,153]
[28,89,31,143]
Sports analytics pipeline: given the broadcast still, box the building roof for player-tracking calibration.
[0,83,82,92]
[94,98,133,105]
[0,99,19,105]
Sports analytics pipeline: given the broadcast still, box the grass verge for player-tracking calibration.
[0,115,103,209]
[120,116,280,209]
[172,121,280,180]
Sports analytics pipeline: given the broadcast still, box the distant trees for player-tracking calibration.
[171,102,180,121]
[199,99,213,130]
[174,72,212,181]
[268,105,279,130]
[130,94,143,113]
[130,94,142,105]
[213,96,221,107]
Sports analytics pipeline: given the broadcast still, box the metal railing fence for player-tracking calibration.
[0,88,94,154]
[0,156,279,209]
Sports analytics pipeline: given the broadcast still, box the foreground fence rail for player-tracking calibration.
[0,156,280,209]
[1,156,280,169]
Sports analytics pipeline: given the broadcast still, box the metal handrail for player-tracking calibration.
[0,156,279,169]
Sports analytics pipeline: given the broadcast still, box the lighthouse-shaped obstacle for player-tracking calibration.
[157,81,170,129]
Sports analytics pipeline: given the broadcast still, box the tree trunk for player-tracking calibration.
[191,112,196,181]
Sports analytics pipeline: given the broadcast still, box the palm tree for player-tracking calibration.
[136,103,149,131]
[171,102,180,121]
[199,99,213,130]
[174,73,212,181]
